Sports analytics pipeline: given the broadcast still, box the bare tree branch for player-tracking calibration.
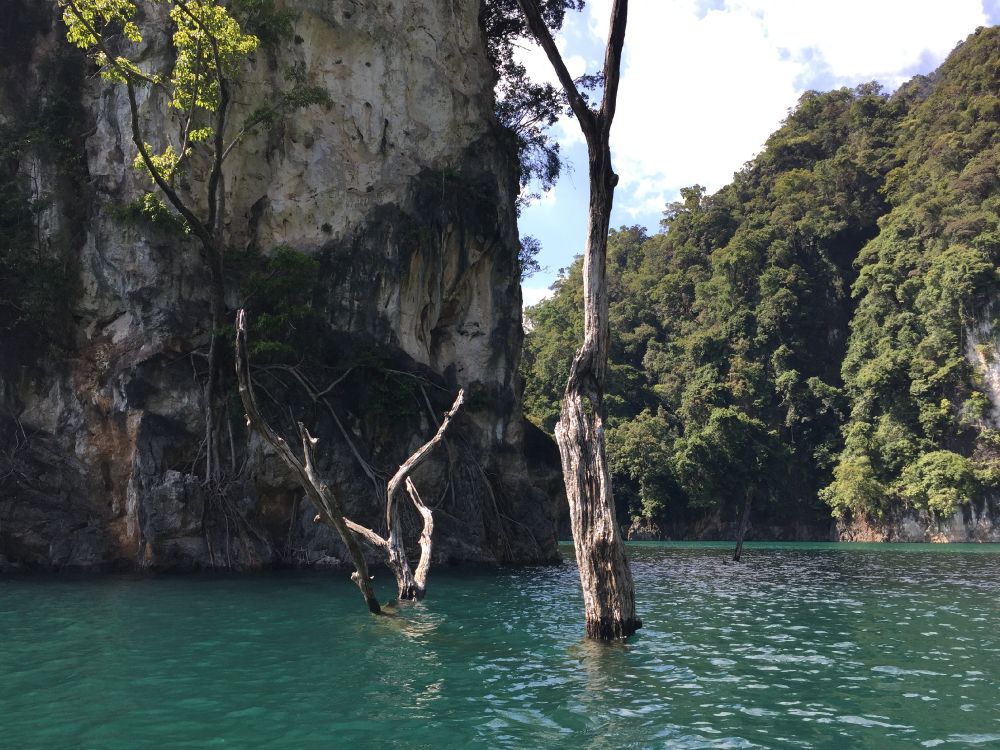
[514,0,596,136]
[599,0,628,134]
[406,477,434,594]
[385,389,465,529]
[236,309,464,604]
[235,309,381,613]
[343,518,389,550]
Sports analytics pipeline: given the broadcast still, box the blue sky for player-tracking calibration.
[518,0,1000,305]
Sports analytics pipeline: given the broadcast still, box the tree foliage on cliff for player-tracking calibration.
[482,0,585,207]
[59,0,328,485]
[521,27,1000,529]
[822,27,1000,519]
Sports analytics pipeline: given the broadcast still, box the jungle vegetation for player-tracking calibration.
[521,26,1000,533]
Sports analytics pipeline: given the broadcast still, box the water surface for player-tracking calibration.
[2,542,999,748]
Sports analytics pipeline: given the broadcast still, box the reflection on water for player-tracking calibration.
[2,543,999,749]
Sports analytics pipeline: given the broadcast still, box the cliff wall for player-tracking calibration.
[0,0,560,570]
[836,498,1000,543]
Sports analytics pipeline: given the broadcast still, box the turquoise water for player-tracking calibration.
[2,542,999,749]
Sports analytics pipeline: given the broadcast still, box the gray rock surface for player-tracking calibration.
[0,0,561,570]
[836,498,1000,543]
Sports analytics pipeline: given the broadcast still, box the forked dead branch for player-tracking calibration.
[235,310,463,612]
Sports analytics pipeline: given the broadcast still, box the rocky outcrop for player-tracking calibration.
[0,0,560,571]
[966,305,1000,429]
[624,518,661,542]
[623,506,1000,544]
[837,498,1000,543]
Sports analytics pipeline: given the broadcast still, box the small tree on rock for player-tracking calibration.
[60,0,328,487]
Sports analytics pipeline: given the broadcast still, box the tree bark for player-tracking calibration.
[517,0,639,640]
[406,478,434,598]
[733,490,753,563]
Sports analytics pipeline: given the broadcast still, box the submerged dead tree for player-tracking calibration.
[235,310,463,610]
[517,0,640,639]
[733,490,753,563]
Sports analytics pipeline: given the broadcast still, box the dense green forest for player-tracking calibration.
[521,26,1000,534]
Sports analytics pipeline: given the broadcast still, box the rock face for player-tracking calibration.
[0,0,560,570]
[836,498,1000,543]
[966,305,1000,429]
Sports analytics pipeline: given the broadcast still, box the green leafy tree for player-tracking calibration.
[607,408,675,520]
[673,407,783,559]
[523,258,584,432]
[518,235,544,281]
[59,0,328,484]
[826,26,1000,521]
[898,450,978,517]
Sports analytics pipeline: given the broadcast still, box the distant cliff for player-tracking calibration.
[0,0,560,570]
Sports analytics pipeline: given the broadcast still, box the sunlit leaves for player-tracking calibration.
[168,0,258,115]
[60,0,141,83]
[60,0,261,186]
[820,454,888,519]
[134,143,182,181]
[899,450,978,517]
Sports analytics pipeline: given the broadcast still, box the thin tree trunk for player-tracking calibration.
[406,478,434,599]
[555,139,640,641]
[235,310,381,613]
[733,490,753,563]
[517,0,639,640]
[205,254,225,485]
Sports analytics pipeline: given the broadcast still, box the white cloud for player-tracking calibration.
[583,0,988,218]
[520,182,559,210]
[522,285,553,307]
[536,184,559,208]
[587,0,613,43]
[734,0,986,83]
[515,37,590,147]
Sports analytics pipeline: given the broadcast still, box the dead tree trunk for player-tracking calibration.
[517,0,640,640]
[236,311,380,612]
[733,489,753,563]
[380,393,463,599]
[235,309,463,608]
[406,478,434,595]
[309,394,462,600]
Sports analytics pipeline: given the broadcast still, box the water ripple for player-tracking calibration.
[2,543,999,748]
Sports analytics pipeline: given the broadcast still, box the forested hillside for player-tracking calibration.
[521,26,1000,537]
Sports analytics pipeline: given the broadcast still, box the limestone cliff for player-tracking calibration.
[0,0,560,570]
[835,499,1000,543]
